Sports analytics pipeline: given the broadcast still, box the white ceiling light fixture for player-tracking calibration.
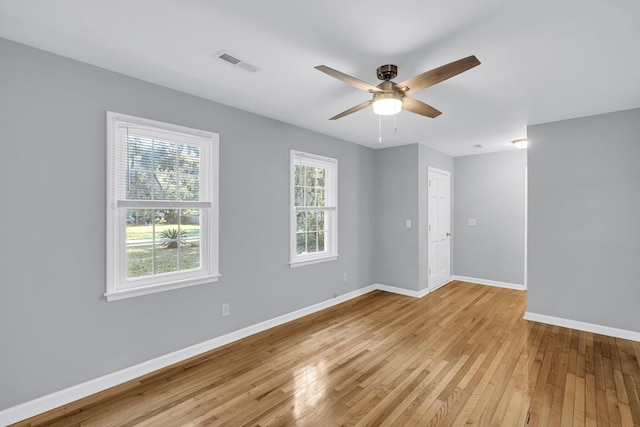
[512,138,528,149]
[372,92,403,115]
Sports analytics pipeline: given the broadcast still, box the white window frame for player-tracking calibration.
[106,112,219,301]
[290,150,338,267]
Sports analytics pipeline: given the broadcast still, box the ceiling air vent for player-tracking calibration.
[214,50,261,73]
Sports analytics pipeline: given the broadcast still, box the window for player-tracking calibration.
[290,150,338,266]
[106,112,219,301]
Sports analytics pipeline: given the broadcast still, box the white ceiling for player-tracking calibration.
[1,0,639,156]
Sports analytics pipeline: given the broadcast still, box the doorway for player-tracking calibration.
[428,167,451,290]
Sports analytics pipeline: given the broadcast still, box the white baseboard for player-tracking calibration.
[376,277,459,298]
[0,279,494,425]
[524,311,640,342]
[451,275,525,291]
[428,278,453,293]
[374,283,430,298]
[0,285,376,426]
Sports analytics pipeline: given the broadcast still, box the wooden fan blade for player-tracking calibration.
[396,55,480,95]
[316,65,382,93]
[402,97,442,118]
[329,100,373,120]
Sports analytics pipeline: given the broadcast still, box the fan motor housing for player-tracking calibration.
[377,64,398,81]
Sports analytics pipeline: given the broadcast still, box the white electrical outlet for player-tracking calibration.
[343,273,348,282]
[222,303,230,317]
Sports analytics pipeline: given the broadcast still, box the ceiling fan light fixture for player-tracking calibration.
[372,93,403,116]
[316,55,479,120]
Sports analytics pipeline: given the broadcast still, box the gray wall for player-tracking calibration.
[528,108,640,332]
[373,144,454,292]
[374,144,420,291]
[0,38,376,410]
[453,150,526,285]
[418,145,455,291]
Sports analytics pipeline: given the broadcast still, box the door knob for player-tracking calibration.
[446,232,451,237]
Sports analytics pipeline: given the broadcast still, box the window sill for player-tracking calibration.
[290,255,338,268]
[105,274,220,302]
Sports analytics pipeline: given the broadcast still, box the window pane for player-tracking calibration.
[294,187,304,206]
[124,209,201,280]
[180,173,199,201]
[181,209,200,228]
[179,144,200,175]
[305,188,316,206]
[316,168,325,188]
[152,172,176,200]
[127,136,153,170]
[295,165,304,186]
[155,211,181,274]
[296,233,306,255]
[316,189,325,207]
[127,171,153,200]
[180,209,201,270]
[156,210,181,248]
[307,232,317,253]
[307,211,317,231]
[130,139,160,201]
[154,243,179,274]
[180,240,201,271]
[126,208,154,278]
[125,138,202,202]
[127,243,154,278]
[154,140,177,172]
[126,209,147,227]
[305,166,316,187]
[317,211,325,231]
[318,231,325,252]
[296,211,307,232]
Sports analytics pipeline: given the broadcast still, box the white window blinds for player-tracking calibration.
[111,118,212,209]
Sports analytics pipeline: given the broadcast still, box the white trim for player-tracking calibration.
[6,281,636,426]
[0,279,504,425]
[374,283,430,299]
[374,278,456,298]
[428,277,453,292]
[450,275,525,291]
[524,165,528,290]
[427,166,450,176]
[289,255,339,268]
[110,112,215,140]
[289,150,338,267]
[524,311,640,342]
[104,274,220,302]
[0,285,372,426]
[105,112,220,301]
[117,200,212,209]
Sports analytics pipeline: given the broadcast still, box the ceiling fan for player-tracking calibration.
[315,55,480,120]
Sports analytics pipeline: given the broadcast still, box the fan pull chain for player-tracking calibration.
[379,115,382,143]
[394,114,397,134]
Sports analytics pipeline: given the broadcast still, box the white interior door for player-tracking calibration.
[428,167,451,289]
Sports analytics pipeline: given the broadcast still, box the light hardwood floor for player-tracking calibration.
[14,281,640,426]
